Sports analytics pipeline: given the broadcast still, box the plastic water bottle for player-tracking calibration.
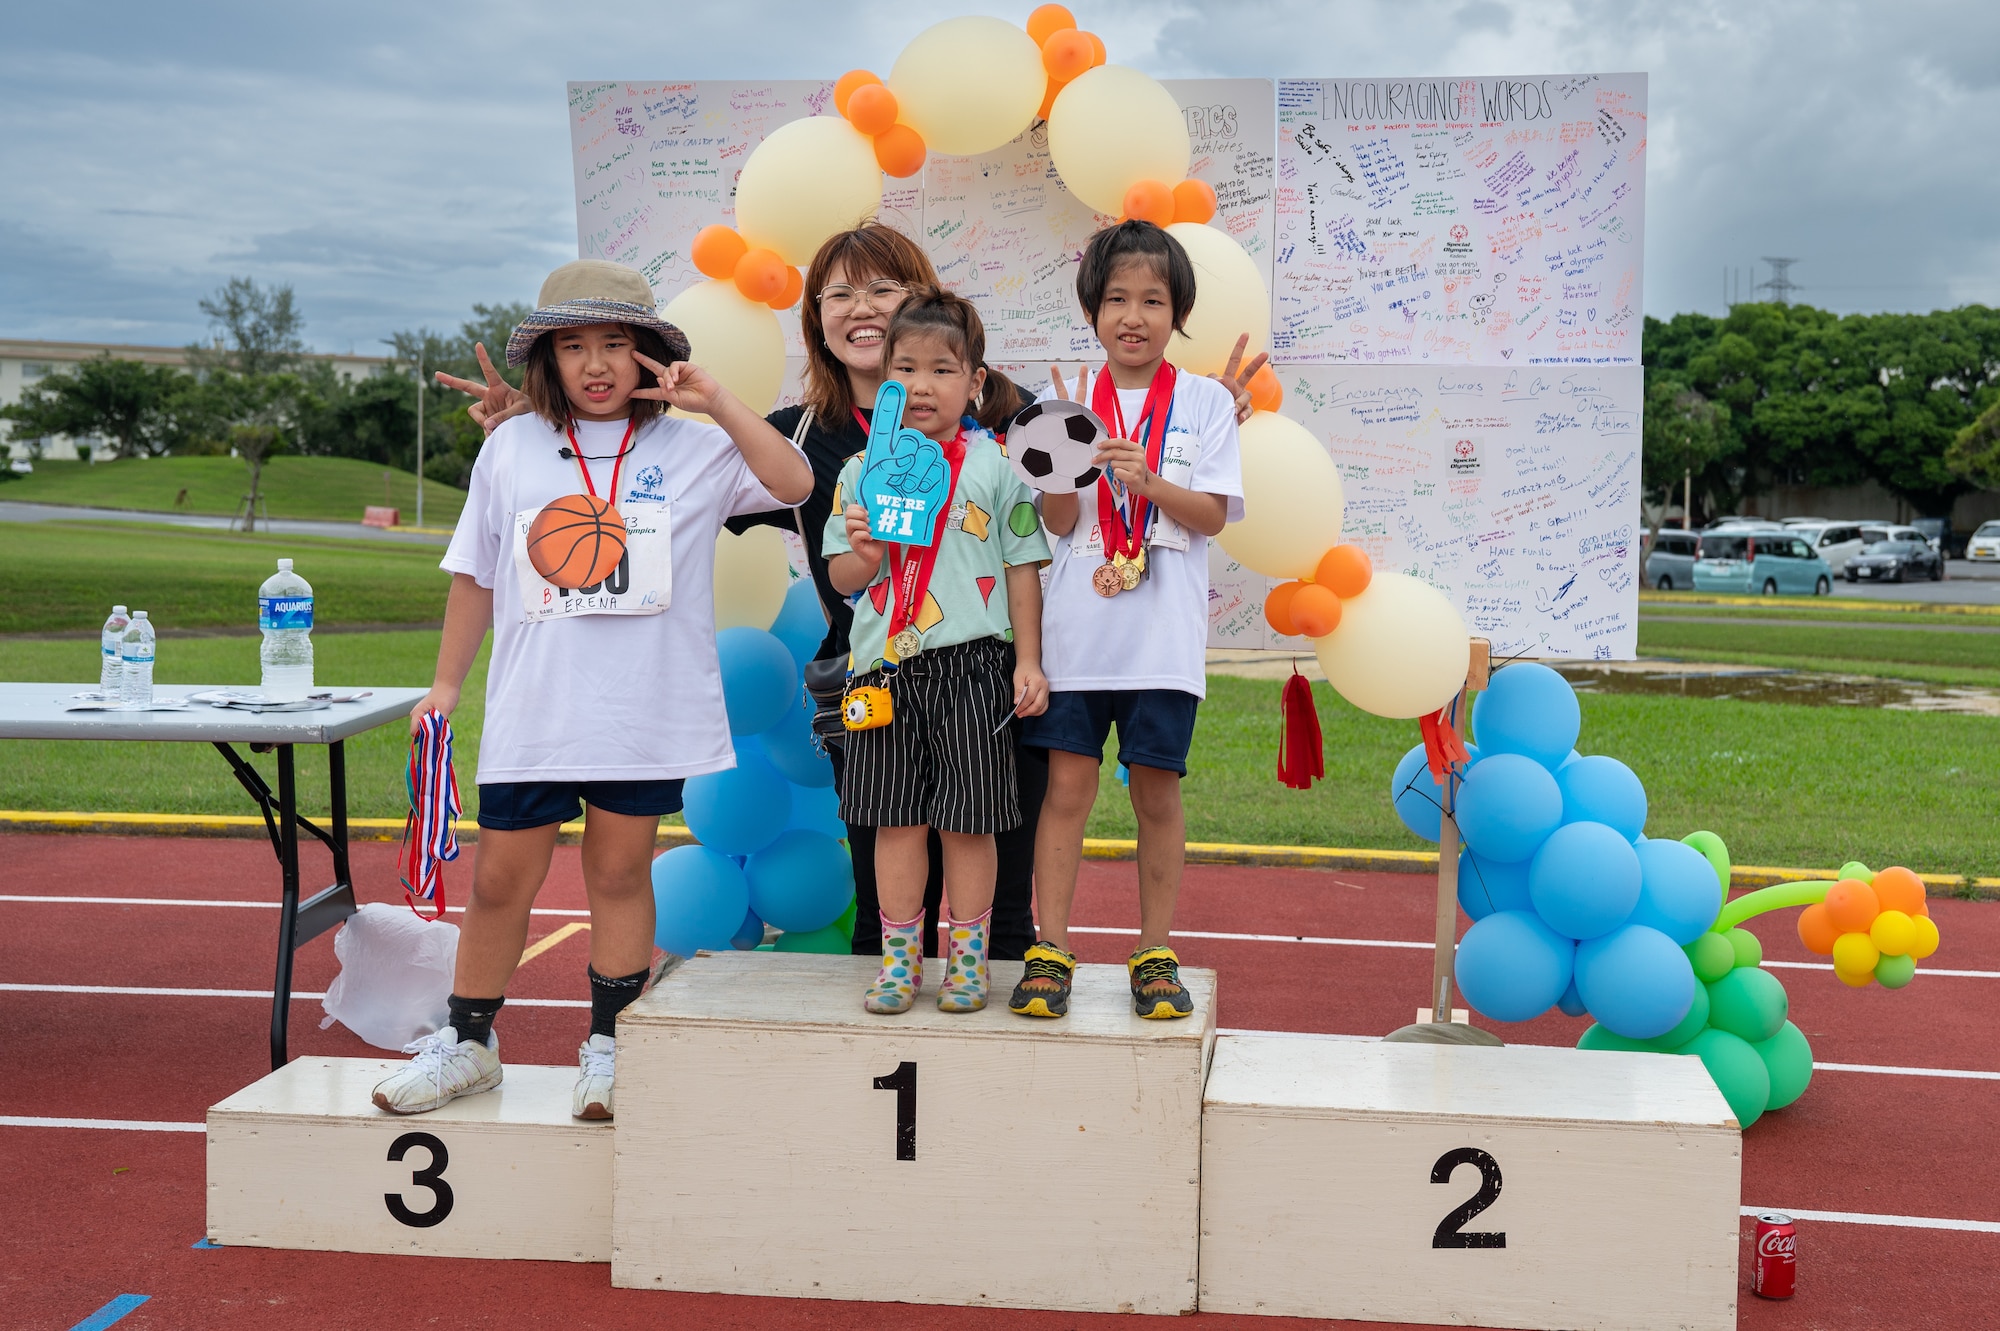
[100,605,130,694]
[120,611,155,708]
[259,558,315,702]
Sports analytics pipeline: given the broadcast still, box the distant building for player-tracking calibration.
[0,338,394,460]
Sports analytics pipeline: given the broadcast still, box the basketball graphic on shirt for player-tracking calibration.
[1007,399,1105,494]
[527,493,627,588]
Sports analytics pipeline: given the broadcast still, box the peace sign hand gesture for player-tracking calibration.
[1211,334,1269,425]
[630,354,738,417]
[433,342,532,435]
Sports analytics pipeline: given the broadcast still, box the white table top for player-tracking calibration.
[0,682,429,745]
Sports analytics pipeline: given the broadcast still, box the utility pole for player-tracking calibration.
[1757,257,1801,307]
[415,346,426,528]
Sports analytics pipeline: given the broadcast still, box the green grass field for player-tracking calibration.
[3,456,463,526]
[1638,611,2000,688]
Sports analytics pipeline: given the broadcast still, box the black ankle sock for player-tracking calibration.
[447,994,504,1046]
[589,966,650,1039]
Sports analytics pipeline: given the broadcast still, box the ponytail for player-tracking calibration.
[973,364,1021,436]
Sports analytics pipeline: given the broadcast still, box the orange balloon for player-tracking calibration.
[1083,30,1107,66]
[1172,178,1218,226]
[1122,178,1176,226]
[1796,901,1839,956]
[872,123,927,178]
[767,265,804,311]
[1315,544,1373,600]
[1871,865,1926,917]
[732,248,789,304]
[1290,583,1343,637]
[1265,581,1304,636]
[1038,78,1067,122]
[1824,877,1881,933]
[846,83,900,137]
[834,70,880,118]
[1042,28,1095,82]
[1027,3,1077,45]
[1247,363,1283,413]
[691,225,747,282]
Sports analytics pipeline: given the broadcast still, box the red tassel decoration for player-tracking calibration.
[1419,705,1472,785]
[1277,665,1325,790]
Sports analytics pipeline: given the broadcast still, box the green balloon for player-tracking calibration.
[831,894,858,943]
[1754,1021,1814,1110]
[774,921,851,954]
[1685,1028,1771,1128]
[1681,831,1732,893]
[1706,966,1788,1044]
[1578,982,1710,1054]
[1686,932,1735,983]
[1837,861,1874,885]
[1578,1024,1655,1053]
[1875,952,1917,989]
[1726,927,1764,969]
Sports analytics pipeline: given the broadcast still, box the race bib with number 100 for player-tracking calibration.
[511,502,671,621]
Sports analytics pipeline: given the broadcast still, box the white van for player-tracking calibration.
[1783,521,1870,573]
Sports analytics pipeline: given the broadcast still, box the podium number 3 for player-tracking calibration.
[1430,1147,1504,1248]
[873,1061,917,1161]
[386,1131,454,1227]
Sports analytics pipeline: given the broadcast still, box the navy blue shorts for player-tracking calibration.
[477,779,685,831]
[1020,689,1200,776]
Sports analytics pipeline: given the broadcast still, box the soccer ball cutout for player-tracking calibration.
[1006,399,1105,494]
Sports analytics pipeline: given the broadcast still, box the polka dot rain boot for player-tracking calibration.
[864,911,925,1015]
[936,908,992,1013]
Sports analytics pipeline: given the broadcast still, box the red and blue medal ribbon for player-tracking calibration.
[399,710,462,921]
[1090,362,1177,564]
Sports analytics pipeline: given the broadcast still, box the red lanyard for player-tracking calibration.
[564,416,636,504]
[885,428,969,639]
[1091,362,1176,561]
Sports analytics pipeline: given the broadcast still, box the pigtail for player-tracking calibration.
[973,364,1022,436]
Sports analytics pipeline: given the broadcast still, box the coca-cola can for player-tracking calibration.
[1752,1211,1797,1299]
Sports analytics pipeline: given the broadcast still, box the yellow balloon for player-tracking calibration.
[660,280,784,418]
[712,526,791,631]
[889,17,1044,156]
[1830,930,1879,975]
[1833,965,1876,989]
[1910,913,1940,960]
[1214,410,1343,579]
[1869,909,1916,957]
[1046,65,1190,216]
[1163,222,1271,377]
[733,116,882,266]
[1313,572,1472,719]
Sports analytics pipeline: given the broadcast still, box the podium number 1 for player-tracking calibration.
[385,1131,455,1227]
[873,1061,917,1161]
[1430,1147,1504,1248]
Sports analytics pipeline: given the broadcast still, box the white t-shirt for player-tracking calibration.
[442,412,784,784]
[1037,370,1244,697]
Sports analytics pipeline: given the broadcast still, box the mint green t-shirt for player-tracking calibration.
[823,428,1050,672]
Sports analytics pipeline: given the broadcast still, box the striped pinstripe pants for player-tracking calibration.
[838,637,1020,834]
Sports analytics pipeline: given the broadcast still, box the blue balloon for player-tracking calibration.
[717,626,800,736]
[1529,820,1641,940]
[682,740,792,856]
[1574,924,1696,1040]
[1628,838,1724,944]
[770,579,828,669]
[652,845,751,957]
[1390,742,1481,843]
[1471,662,1581,769]
[1556,978,1588,1017]
[784,782,846,839]
[758,685,834,788]
[1455,754,1562,863]
[1455,909,1575,1023]
[730,905,766,951]
[1457,848,1532,920]
[746,829,855,933]
[1556,755,1647,839]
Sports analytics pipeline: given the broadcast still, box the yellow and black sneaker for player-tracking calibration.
[1008,941,1076,1018]
[1128,946,1194,1019]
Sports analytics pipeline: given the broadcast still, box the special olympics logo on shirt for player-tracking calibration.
[630,464,667,503]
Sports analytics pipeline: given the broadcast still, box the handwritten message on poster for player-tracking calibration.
[1272,75,1647,365]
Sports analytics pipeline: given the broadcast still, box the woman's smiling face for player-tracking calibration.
[817,260,911,379]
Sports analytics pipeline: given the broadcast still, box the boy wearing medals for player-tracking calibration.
[1010,222,1245,1020]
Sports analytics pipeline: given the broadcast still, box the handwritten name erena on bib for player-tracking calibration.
[511,502,671,621]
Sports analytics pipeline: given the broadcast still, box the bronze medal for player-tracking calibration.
[1092,563,1125,598]
[891,627,922,658]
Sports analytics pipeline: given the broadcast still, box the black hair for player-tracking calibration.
[1074,220,1197,334]
[521,322,681,429]
[881,287,1022,437]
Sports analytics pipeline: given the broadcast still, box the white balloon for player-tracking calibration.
[1314,572,1472,719]
[660,280,785,418]
[733,116,883,266]
[1163,222,1271,377]
[889,17,1045,157]
[1046,65,1190,217]
[1214,410,1343,580]
[713,526,791,631]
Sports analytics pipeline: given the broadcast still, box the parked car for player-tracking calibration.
[1693,531,1834,595]
[1907,516,1963,558]
[1645,529,1699,589]
[1845,537,1944,583]
[1968,520,2000,563]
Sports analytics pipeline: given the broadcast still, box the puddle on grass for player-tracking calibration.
[1554,662,2000,716]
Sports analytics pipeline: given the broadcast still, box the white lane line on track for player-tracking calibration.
[0,895,593,917]
[0,1115,205,1133]
[1742,1206,2000,1234]
[0,983,587,1007]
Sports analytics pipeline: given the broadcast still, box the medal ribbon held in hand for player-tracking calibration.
[399,709,462,921]
[1090,362,1176,597]
[884,426,968,660]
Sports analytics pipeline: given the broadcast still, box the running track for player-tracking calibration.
[3,832,1995,1330]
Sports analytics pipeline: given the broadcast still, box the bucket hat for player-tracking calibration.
[504,260,691,367]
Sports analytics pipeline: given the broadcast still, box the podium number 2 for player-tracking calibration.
[385,1131,454,1227]
[873,1061,917,1161]
[1430,1147,1504,1248]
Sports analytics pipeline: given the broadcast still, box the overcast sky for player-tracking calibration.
[3,0,1995,354]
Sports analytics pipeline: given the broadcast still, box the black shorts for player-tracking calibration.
[1019,688,1200,775]
[477,779,685,831]
[838,638,1019,834]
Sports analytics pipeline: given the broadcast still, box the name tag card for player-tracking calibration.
[511,502,670,621]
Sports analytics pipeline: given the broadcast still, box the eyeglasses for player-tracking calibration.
[816,279,909,313]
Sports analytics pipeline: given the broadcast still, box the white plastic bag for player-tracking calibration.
[319,902,459,1050]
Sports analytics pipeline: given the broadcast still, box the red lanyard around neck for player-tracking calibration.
[564,416,636,503]
[1091,362,1176,560]
[885,427,969,639]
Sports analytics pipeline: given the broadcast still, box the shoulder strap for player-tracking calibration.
[783,408,830,631]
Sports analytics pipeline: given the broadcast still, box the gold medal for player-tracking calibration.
[1119,558,1142,591]
[1092,563,1125,598]
[891,627,922,658]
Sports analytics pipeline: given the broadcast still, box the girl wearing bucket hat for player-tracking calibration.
[373,260,810,1121]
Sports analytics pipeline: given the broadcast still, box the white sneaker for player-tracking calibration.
[371,1025,503,1115]
[573,1034,616,1120]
